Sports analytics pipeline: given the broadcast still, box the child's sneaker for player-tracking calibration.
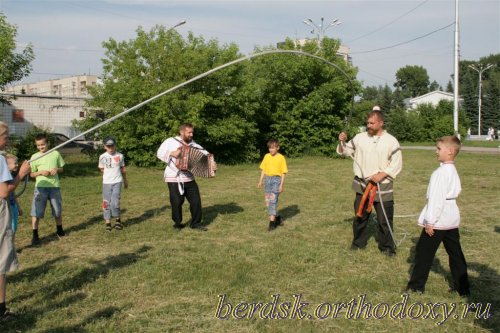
[31,236,41,246]
[276,215,284,226]
[114,222,123,230]
[105,223,112,232]
[268,221,277,231]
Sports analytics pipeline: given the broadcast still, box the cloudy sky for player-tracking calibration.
[2,0,499,89]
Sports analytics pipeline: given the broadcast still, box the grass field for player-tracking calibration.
[4,149,499,332]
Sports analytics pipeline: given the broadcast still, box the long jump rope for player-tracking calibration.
[14,50,416,246]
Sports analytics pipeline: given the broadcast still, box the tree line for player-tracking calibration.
[2,14,498,165]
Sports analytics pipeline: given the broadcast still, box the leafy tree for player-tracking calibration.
[0,12,35,102]
[429,80,441,91]
[446,80,453,93]
[459,54,500,134]
[78,28,360,165]
[394,65,430,98]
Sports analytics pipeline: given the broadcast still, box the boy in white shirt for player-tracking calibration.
[406,136,470,296]
[98,137,128,231]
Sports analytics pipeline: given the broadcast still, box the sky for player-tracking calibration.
[1,0,499,89]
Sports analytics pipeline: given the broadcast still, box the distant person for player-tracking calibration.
[5,154,22,243]
[0,121,31,319]
[156,123,208,231]
[337,109,403,256]
[257,139,288,231]
[30,133,66,245]
[466,128,471,140]
[98,137,128,232]
[406,136,470,296]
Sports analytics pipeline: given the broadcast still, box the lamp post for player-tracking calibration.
[302,17,341,42]
[468,63,494,136]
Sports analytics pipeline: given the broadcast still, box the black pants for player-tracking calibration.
[167,181,202,226]
[407,228,469,295]
[352,193,395,253]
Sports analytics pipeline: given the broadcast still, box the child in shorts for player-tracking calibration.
[257,139,288,231]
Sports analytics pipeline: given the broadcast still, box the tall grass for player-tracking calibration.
[4,150,499,332]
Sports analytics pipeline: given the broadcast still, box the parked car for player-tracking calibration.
[52,133,95,154]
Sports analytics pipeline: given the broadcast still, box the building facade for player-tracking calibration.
[1,75,98,137]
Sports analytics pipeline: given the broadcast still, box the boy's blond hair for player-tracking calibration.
[5,153,18,163]
[437,135,461,157]
[0,121,8,137]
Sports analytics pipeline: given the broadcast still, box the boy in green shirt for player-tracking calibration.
[30,134,65,245]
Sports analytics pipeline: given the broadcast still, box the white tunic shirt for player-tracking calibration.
[156,136,207,183]
[418,163,461,230]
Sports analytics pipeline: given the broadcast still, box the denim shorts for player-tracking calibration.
[264,176,281,216]
[31,187,63,219]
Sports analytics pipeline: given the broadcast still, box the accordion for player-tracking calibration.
[175,145,217,178]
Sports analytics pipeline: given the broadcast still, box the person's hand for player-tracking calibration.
[339,132,348,142]
[425,224,434,237]
[278,185,284,193]
[49,168,58,176]
[39,170,50,177]
[170,149,181,158]
[18,161,31,178]
[369,172,386,184]
[257,181,262,188]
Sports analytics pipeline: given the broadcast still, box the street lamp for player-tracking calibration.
[468,63,494,136]
[302,17,342,42]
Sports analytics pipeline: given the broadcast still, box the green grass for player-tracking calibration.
[5,150,499,332]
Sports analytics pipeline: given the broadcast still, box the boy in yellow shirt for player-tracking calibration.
[258,139,288,231]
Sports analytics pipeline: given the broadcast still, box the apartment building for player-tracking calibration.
[1,75,98,137]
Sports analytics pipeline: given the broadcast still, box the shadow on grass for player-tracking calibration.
[40,306,122,333]
[406,237,499,330]
[5,246,151,332]
[202,202,244,226]
[9,256,69,284]
[278,204,300,221]
[494,226,500,233]
[124,205,168,227]
[16,214,102,252]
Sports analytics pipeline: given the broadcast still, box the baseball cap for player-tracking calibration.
[372,105,381,111]
[103,136,116,146]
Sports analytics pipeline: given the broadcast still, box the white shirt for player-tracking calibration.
[0,155,13,183]
[156,136,207,183]
[99,151,125,184]
[336,130,402,182]
[418,163,461,230]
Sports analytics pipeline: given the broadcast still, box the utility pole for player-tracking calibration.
[453,0,460,135]
[468,63,494,136]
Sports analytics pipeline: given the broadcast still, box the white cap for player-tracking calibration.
[372,105,381,111]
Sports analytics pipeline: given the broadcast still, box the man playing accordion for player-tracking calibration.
[156,123,209,231]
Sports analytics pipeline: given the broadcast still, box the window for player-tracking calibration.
[12,109,24,122]
[79,111,85,118]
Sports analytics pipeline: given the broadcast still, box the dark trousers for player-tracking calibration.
[407,228,469,295]
[352,193,395,252]
[167,181,202,226]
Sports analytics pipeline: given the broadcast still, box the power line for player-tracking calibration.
[347,0,430,44]
[351,22,454,54]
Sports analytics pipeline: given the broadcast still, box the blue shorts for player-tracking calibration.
[31,187,63,219]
